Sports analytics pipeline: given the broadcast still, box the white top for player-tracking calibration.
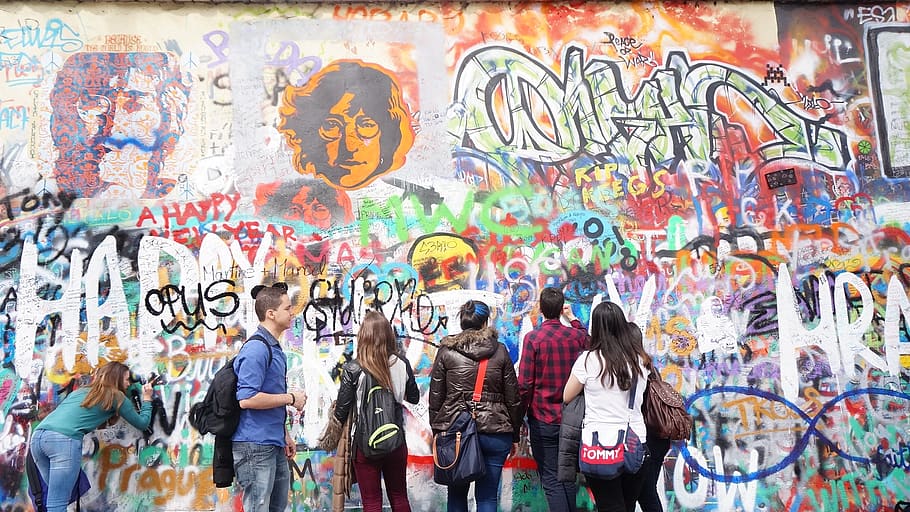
[570,350,648,446]
[358,355,410,404]
[388,355,409,403]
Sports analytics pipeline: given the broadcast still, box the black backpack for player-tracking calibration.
[356,368,404,459]
[189,335,272,437]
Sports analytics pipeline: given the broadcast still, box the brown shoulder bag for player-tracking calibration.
[642,370,693,441]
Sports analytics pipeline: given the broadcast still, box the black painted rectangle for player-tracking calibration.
[765,168,797,189]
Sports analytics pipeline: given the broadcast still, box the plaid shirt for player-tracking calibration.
[518,318,590,424]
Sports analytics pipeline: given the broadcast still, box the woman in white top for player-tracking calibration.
[563,301,652,512]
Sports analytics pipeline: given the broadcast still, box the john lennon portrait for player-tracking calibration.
[278,60,415,190]
[50,52,190,200]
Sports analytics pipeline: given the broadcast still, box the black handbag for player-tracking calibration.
[432,358,489,486]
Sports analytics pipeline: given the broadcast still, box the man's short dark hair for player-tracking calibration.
[252,282,289,321]
[539,287,564,320]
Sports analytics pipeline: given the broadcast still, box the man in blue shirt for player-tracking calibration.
[233,282,307,512]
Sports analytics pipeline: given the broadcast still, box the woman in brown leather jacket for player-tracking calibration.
[429,300,522,512]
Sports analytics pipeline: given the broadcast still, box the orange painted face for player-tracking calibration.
[319,93,382,188]
[99,145,150,190]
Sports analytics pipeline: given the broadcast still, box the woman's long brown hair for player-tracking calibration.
[356,311,398,389]
[82,361,129,411]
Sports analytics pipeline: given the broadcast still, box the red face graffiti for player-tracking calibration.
[287,184,336,228]
[254,179,354,229]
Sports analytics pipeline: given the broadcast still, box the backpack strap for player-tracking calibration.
[245,334,274,367]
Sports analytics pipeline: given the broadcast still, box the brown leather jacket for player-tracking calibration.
[428,327,521,441]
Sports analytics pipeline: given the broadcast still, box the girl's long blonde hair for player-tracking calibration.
[356,311,398,389]
[81,361,129,411]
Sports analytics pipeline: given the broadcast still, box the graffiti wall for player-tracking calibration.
[1,1,909,510]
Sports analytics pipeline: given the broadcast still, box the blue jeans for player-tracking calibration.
[29,429,83,512]
[529,417,577,512]
[447,433,512,512]
[232,442,290,512]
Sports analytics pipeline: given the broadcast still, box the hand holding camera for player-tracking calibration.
[132,372,163,401]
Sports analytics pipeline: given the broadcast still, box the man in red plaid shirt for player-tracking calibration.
[518,287,589,512]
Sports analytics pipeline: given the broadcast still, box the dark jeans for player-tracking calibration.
[447,432,512,512]
[638,437,671,512]
[528,417,577,512]
[353,443,411,512]
[585,442,648,512]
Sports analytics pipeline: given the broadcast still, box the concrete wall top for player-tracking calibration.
[22,0,888,3]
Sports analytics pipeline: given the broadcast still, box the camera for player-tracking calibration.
[129,371,162,385]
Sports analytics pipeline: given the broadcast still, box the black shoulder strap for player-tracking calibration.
[26,451,45,512]
[244,334,274,367]
[627,373,638,411]
[361,367,374,391]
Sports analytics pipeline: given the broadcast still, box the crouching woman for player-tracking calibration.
[30,362,155,512]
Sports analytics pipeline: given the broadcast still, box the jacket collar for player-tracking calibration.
[440,326,498,360]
